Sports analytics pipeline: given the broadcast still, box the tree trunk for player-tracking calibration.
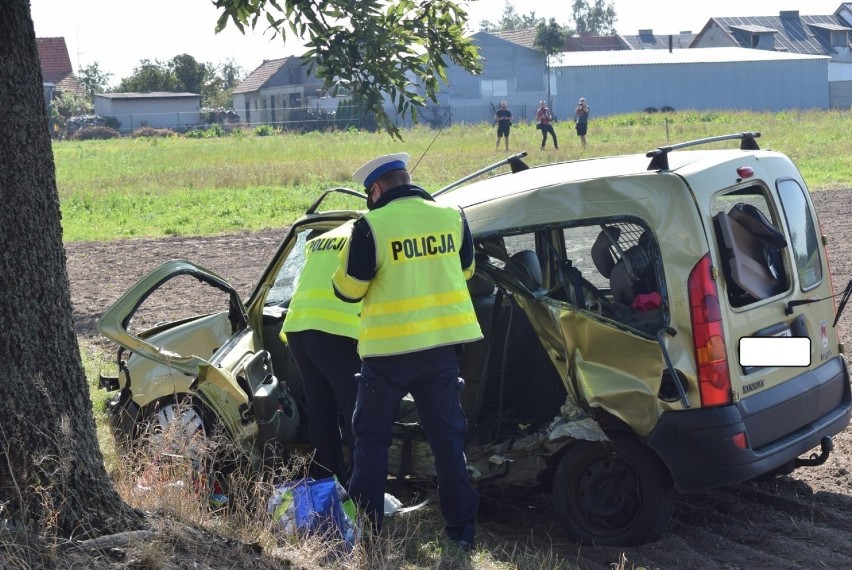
[0,0,144,538]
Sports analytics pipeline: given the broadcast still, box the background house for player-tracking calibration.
[550,47,829,119]
[691,7,852,108]
[93,92,201,133]
[620,30,696,50]
[387,31,548,127]
[231,57,334,126]
[36,37,85,99]
[398,27,703,127]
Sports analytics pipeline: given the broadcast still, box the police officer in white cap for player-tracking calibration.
[333,153,482,550]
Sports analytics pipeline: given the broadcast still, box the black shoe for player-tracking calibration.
[446,538,473,553]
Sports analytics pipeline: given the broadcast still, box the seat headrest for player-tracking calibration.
[591,227,621,278]
[510,250,543,289]
[728,203,787,249]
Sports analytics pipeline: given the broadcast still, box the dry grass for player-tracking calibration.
[1,397,583,568]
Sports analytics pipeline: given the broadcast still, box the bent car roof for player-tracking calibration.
[437,148,783,235]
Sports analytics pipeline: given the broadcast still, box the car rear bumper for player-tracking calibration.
[647,356,851,492]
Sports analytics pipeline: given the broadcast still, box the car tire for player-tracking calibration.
[552,430,675,546]
[138,396,213,472]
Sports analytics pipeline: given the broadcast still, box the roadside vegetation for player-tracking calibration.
[78,345,574,569]
[55,109,852,242]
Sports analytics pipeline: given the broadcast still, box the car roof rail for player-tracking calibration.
[645,131,761,171]
[434,152,529,197]
[305,187,365,215]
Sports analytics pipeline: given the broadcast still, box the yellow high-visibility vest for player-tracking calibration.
[281,222,361,340]
[353,197,482,357]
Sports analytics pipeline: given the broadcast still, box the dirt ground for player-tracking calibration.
[65,188,852,569]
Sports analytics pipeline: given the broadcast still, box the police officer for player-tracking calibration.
[332,153,483,549]
[281,220,362,483]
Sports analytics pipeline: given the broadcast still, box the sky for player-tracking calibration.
[30,0,845,86]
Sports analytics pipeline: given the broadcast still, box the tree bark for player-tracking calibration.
[0,0,144,538]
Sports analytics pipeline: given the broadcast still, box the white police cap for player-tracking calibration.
[353,152,410,189]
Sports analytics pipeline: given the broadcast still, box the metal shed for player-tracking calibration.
[550,47,829,120]
[93,92,201,133]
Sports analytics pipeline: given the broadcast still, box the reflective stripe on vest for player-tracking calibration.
[282,222,361,339]
[357,198,482,357]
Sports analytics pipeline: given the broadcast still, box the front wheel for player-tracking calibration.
[552,431,675,546]
[138,396,213,472]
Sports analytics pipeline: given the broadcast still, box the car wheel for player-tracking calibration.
[139,397,212,472]
[552,431,675,546]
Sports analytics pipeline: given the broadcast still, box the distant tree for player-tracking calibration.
[49,90,94,135]
[171,53,215,95]
[53,90,93,118]
[534,18,571,102]
[480,1,540,32]
[118,59,179,93]
[78,61,112,99]
[203,59,246,108]
[117,55,241,107]
[213,0,482,139]
[572,0,617,35]
[534,17,571,55]
[217,58,245,90]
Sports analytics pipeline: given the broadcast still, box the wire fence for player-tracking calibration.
[75,98,852,137]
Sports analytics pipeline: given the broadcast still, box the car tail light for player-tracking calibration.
[688,253,732,407]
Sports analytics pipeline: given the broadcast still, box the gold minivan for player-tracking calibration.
[99,132,851,546]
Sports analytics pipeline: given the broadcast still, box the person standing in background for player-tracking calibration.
[574,97,590,148]
[535,100,558,150]
[494,100,512,151]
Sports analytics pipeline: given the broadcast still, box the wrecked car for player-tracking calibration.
[98,132,851,546]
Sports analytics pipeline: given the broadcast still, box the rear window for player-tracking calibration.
[777,179,822,291]
[711,186,790,308]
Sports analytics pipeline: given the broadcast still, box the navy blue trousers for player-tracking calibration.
[348,345,479,542]
[287,330,360,483]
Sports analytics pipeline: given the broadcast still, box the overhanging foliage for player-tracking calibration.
[213,0,483,139]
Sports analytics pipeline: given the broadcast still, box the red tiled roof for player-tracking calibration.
[37,37,74,83]
[37,37,86,97]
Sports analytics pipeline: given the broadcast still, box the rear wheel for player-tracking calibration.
[552,431,675,545]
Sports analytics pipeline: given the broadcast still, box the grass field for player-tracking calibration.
[54,109,852,242]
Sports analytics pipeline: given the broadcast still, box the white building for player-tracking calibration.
[94,92,202,133]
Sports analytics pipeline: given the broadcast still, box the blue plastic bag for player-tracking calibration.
[268,476,358,549]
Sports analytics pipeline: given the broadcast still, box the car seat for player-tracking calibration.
[509,249,544,291]
[591,226,622,280]
[715,203,787,303]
